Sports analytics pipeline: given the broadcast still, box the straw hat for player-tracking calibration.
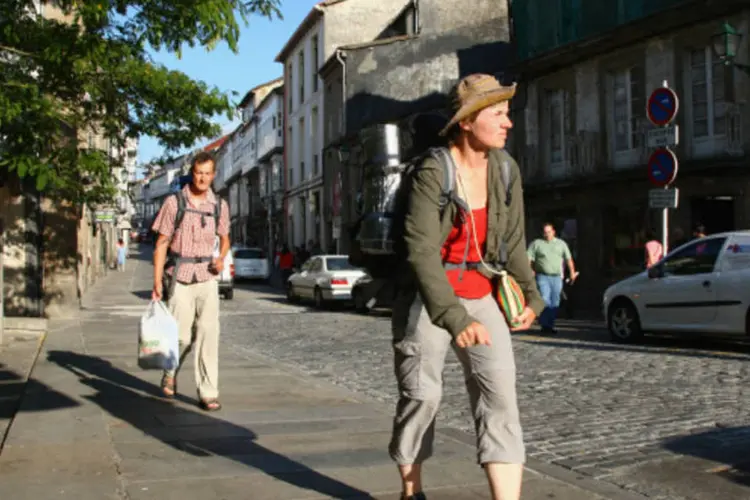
[439,74,516,136]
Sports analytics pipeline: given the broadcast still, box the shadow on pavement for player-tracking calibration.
[0,364,81,415]
[514,333,750,362]
[131,290,153,300]
[46,351,374,499]
[663,426,750,487]
[256,295,393,318]
[130,245,155,262]
[0,363,81,450]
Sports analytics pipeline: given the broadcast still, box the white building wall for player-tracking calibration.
[284,21,326,248]
[257,95,283,161]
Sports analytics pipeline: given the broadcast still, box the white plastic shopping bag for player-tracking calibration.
[138,300,179,371]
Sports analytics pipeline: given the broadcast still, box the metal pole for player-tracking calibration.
[661,79,670,255]
[662,188,669,255]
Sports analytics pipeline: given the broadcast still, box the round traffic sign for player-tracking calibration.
[647,147,678,187]
[647,87,679,126]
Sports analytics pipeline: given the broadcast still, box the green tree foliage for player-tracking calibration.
[0,0,282,204]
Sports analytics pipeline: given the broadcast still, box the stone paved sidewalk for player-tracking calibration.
[0,252,644,500]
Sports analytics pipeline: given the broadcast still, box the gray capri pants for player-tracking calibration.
[388,293,524,466]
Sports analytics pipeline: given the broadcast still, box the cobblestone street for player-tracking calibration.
[220,274,750,499]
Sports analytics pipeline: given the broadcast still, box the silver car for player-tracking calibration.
[286,255,367,308]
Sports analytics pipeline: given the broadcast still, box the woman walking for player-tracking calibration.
[389,74,545,500]
[116,238,127,272]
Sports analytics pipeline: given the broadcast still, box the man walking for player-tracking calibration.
[151,152,230,411]
[528,223,578,333]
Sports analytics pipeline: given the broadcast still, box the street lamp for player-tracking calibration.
[712,22,750,75]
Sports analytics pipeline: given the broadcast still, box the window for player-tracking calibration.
[299,116,305,181]
[546,90,565,165]
[612,65,645,152]
[235,249,265,260]
[287,63,293,112]
[287,126,294,186]
[272,116,276,129]
[325,257,357,271]
[298,50,305,103]
[311,107,319,175]
[661,237,726,276]
[312,35,319,93]
[309,258,323,272]
[689,47,728,138]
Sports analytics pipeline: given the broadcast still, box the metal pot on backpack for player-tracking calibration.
[356,123,404,255]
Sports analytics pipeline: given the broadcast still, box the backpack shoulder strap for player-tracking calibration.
[213,198,222,234]
[498,149,515,207]
[427,147,465,212]
[172,192,187,236]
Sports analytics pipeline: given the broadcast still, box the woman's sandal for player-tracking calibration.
[161,375,176,399]
[199,398,222,412]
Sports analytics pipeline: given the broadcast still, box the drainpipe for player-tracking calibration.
[413,0,420,34]
[335,49,347,255]
[336,50,347,134]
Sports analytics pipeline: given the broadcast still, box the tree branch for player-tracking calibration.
[0,44,36,58]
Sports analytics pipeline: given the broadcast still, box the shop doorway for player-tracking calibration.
[690,196,735,235]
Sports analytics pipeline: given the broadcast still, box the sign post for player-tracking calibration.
[646,81,680,254]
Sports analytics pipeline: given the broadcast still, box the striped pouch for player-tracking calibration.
[495,270,526,327]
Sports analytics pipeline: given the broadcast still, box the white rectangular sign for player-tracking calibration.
[649,188,679,209]
[647,125,679,148]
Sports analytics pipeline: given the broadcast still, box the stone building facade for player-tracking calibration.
[510,0,750,311]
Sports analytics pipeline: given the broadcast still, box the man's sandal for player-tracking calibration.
[199,398,222,412]
[402,493,427,500]
[161,375,176,399]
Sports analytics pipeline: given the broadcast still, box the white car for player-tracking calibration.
[233,247,269,280]
[286,255,367,308]
[603,231,750,343]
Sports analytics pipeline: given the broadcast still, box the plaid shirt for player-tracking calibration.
[152,186,230,284]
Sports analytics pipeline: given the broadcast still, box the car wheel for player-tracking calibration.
[224,289,234,300]
[286,283,298,303]
[314,287,325,309]
[353,288,369,314]
[608,299,642,343]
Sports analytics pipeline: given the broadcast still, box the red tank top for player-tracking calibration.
[441,207,493,299]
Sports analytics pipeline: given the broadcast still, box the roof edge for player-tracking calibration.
[238,76,285,108]
[274,4,325,63]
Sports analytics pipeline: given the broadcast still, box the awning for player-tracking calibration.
[117,220,132,230]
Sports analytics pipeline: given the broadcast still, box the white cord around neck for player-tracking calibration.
[455,168,507,277]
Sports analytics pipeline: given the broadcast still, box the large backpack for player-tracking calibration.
[347,147,514,281]
[161,189,222,301]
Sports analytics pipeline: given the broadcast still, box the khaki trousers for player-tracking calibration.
[389,294,524,466]
[165,279,220,399]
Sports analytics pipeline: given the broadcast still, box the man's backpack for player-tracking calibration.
[161,189,222,301]
[347,147,514,281]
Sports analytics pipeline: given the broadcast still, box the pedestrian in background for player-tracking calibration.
[644,230,663,269]
[278,244,294,285]
[116,238,127,272]
[527,223,578,333]
[151,151,230,412]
